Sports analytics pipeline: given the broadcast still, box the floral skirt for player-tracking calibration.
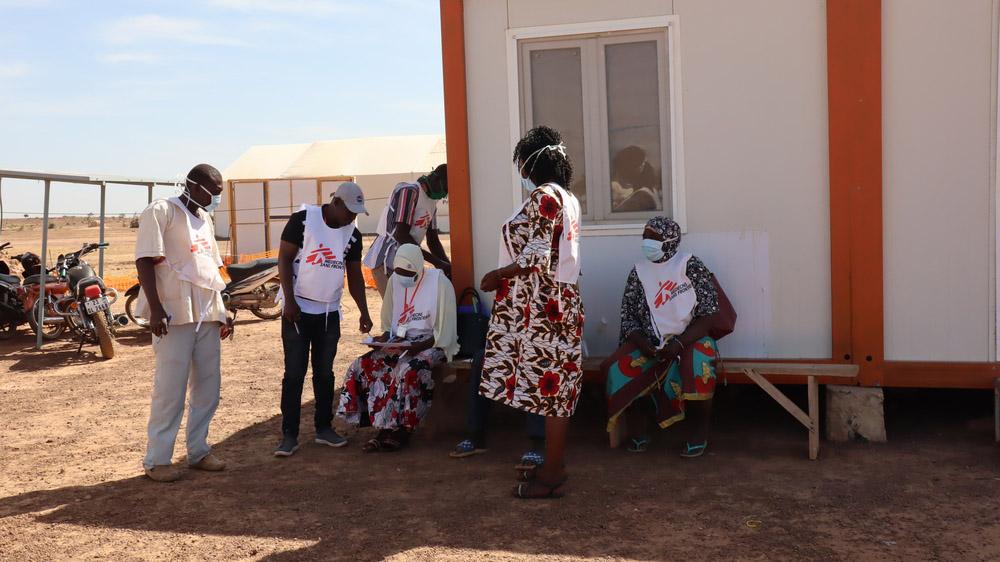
[336,347,445,431]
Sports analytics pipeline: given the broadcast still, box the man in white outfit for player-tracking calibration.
[135,163,232,482]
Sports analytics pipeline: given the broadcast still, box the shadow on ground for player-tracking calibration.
[1,384,998,561]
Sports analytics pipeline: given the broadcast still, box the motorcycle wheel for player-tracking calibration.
[124,290,149,329]
[92,312,116,359]
[250,280,282,320]
[0,322,17,340]
[28,299,66,340]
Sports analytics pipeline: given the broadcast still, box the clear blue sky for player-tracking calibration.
[0,0,444,216]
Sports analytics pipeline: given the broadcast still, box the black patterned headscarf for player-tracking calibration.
[644,216,681,263]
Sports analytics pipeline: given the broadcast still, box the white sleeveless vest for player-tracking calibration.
[293,204,354,309]
[391,268,440,339]
[498,183,581,284]
[634,253,697,344]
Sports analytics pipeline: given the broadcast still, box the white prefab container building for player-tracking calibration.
[437,0,1000,389]
[219,134,447,256]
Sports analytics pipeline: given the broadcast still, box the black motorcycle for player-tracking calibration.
[50,243,121,358]
[0,241,24,339]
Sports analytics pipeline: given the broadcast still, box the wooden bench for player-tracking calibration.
[436,358,858,460]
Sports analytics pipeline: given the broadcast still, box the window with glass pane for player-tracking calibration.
[605,40,667,216]
[528,47,588,214]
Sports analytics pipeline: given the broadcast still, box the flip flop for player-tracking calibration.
[628,437,650,453]
[450,439,487,459]
[680,441,708,458]
[512,475,568,500]
[514,450,544,470]
[362,438,382,453]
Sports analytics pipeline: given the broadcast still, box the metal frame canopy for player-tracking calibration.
[0,169,176,348]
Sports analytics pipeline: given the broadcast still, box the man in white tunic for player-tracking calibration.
[135,164,232,482]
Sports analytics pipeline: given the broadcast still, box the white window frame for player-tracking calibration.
[507,16,687,234]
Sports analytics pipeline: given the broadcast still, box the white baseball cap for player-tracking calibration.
[334,182,368,215]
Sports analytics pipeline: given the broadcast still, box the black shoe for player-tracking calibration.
[273,435,299,457]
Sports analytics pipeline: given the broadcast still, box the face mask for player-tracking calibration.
[425,175,448,200]
[398,274,418,288]
[185,179,222,213]
[642,239,666,262]
[520,177,536,193]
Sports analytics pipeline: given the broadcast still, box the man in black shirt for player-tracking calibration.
[274,182,373,457]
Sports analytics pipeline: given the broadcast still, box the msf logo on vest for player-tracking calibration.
[304,244,343,269]
[190,236,212,257]
[398,304,429,326]
[653,279,692,309]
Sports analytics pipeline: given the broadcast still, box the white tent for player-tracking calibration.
[220,134,447,256]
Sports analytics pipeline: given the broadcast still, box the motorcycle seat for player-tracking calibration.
[226,258,278,283]
[0,274,19,286]
[22,274,61,286]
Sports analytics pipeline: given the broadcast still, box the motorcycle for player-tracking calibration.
[1,248,69,341]
[49,243,120,359]
[124,257,281,328]
[0,242,26,339]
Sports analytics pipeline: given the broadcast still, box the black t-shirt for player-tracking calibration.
[280,206,363,262]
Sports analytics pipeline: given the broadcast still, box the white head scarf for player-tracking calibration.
[393,243,424,278]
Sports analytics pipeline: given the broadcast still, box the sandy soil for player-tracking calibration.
[1,221,999,561]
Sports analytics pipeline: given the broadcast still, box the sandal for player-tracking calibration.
[514,450,544,471]
[628,437,650,453]
[680,441,708,458]
[512,475,568,500]
[362,438,382,453]
[450,439,487,459]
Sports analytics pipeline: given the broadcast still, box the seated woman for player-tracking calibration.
[336,244,458,452]
[607,217,722,457]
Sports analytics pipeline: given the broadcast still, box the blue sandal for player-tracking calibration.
[449,439,487,458]
[515,450,545,471]
[628,437,650,453]
[680,441,708,458]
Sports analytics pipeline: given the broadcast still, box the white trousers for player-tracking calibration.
[143,322,221,469]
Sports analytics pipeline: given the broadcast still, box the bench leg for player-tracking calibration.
[808,375,819,460]
[994,379,999,443]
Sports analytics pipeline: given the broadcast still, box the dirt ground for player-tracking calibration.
[1,221,999,561]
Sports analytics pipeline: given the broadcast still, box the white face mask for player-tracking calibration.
[517,142,567,194]
[642,239,666,262]
[185,179,222,213]
[398,274,418,288]
[520,177,536,193]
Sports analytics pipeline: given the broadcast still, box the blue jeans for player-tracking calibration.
[467,349,544,447]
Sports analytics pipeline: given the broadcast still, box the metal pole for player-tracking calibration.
[37,180,51,349]
[147,183,153,204]
[98,182,107,276]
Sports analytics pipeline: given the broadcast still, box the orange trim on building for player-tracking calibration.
[826,1,884,385]
[440,0,475,296]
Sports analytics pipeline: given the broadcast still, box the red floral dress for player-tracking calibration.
[479,185,584,417]
[336,347,445,431]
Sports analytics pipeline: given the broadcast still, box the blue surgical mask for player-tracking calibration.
[398,274,418,288]
[186,179,222,213]
[520,177,536,193]
[642,239,666,262]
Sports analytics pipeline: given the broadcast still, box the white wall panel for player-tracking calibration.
[883,0,996,361]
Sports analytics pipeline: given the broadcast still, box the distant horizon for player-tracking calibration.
[0,0,445,219]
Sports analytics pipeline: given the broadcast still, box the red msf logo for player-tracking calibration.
[398,303,415,325]
[304,244,337,265]
[566,217,580,242]
[413,212,431,230]
[190,236,211,255]
[653,280,679,309]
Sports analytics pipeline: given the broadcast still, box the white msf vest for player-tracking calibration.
[498,183,581,284]
[391,268,440,339]
[634,253,697,345]
[293,205,354,309]
[362,183,438,270]
[167,198,225,293]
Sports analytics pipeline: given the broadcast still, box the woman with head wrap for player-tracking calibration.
[607,216,722,456]
[336,244,458,452]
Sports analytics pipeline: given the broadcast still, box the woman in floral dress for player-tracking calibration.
[336,244,458,451]
[479,126,583,499]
